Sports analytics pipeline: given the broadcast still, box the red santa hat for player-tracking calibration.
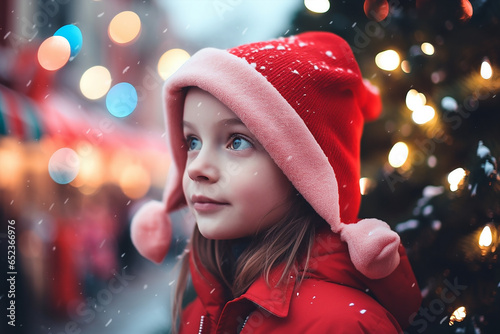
[131,31,401,279]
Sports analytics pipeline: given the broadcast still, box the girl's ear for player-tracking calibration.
[131,200,172,263]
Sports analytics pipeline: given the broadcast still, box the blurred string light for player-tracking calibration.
[388,142,409,168]
[412,105,435,125]
[406,89,435,125]
[400,60,411,73]
[106,82,138,117]
[71,148,105,195]
[80,66,112,100]
[157,49,191,80]
[54,24,83,59]
[480,58,493,79]
[48,148,80,184]
[406,89,426,111]
[478,223,498,257]
[427,155,437,168]
[441,96,458,111]
[431,70,446,84]
[119,164,151,199]
[359,177,375,195]
[449,306,466,326]
[0,138,23,190]
[304,0,330,13]
[37,36,71,71]
[448,167,466,192]
[479,225,493,248]
[108,11,141,44]
[375,50,400,71]
[420,42,435,55]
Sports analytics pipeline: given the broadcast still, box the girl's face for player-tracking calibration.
[182,87,294,240]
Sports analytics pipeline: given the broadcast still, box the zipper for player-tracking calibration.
[198,313,250,333]
[198,315,205,334]
[238,315,250,334]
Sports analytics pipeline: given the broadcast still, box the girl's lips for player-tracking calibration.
[193,202,228,213]
[191,195,229,213]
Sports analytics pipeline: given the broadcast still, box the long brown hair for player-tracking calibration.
[171,194,322,333]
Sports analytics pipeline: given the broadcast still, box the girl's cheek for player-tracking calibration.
[182,169,190,194]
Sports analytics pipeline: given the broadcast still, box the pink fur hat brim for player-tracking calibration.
[131,44,400,278]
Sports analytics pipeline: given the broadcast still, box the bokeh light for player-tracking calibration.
[48,148,80,184]
[406,89,426,112]
[421,42,435,55]
[71,148,104,195]
[479,225,493,248]
[401,60,411,73]
[0,138,23,190]
[441,96,458,111]
[375,50,400,71]
[108,11,141,44]
[37,36,71,71]
[106,82,138,117]
[448,167,466,192]
[54,24,83,58]
[359,177,375,195]
[119,164,151,199]
[388,142,409,168]
[412,105,435,125]
[304,0,330,13]
[449,306,466,326]
[480,59,493,79]
[80,66,112,100]
[157,49,191,80]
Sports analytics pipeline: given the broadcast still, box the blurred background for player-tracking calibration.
[0,0,499,333]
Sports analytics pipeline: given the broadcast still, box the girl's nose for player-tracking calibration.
[186,148,220,182]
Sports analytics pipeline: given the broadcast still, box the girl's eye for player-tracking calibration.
[187,137,202,151]
[229,136,252,151]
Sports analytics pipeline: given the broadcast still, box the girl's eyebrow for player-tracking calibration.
[220,118,244,127]
[182,120,195,130]
[182,118,245,130]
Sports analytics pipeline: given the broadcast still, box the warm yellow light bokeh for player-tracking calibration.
[359,177,375,195]
[80,66,112,100]
[481,59,493,79]
[421,42,435,55]
[447,167,466,192]
[401,60,411,73]
[479,225,493,247]
[375,50,400,71]
[388,142,409,168]
[157,49,191,80]
[412,105,435,125]
[108,11,141,44]
[71,149,104,193]
[119,164,151,199]
[304,0,330,13]
[449,306,466,326]
[406,89,427,111]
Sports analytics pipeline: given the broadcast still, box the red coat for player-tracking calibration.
[179,228,421,333]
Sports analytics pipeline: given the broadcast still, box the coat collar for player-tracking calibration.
[187,227,421,329]
[189,247,296,321]
[188,227,356,322]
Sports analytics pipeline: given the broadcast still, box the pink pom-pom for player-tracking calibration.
[131,200,172,264]
[339,218,400,279]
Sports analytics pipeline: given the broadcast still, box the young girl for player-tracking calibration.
[131,31,422,333]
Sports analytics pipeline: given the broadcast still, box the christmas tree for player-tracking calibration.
[294,0,499,333]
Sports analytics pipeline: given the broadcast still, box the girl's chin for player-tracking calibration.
[197,225,247,241]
